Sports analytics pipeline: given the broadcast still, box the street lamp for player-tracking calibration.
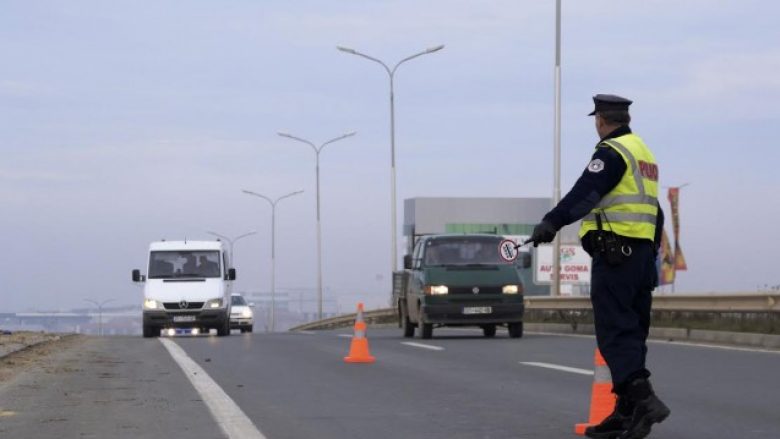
[552,0,562,296]
[337,44,444,274]
[277,131,356,321]
[205,230,258,267]
[242,189,303,332]
[83,298,115,336]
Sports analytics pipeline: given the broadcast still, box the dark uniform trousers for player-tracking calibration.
[588,236,657,392]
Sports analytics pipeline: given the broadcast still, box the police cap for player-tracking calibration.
[588,94,633,116]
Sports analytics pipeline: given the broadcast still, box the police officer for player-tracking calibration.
[529,95,670,439]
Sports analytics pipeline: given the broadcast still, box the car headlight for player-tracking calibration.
[241,309,253,318]
[205,298,224,309]
[502,285,521,294]
[144,298,161,309]
[424,285,449,295]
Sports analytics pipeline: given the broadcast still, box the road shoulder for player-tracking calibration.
[0,336,225,439]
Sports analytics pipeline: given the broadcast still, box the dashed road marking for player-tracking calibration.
[337,334,353,338]
[519,362,593,376]
[648,340,780,355]
[401,342,445,351]
[160,338,267,439]
[528,331,780,355]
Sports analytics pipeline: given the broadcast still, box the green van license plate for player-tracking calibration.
[463,306,492,315]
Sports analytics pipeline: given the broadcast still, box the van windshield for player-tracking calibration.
[149,251,221,279]
[424,237,503,267]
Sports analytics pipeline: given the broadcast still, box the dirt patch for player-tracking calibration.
[0,335,85,384]
[0,332,55,346]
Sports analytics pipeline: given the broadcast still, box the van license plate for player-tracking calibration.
[173,315,196,322]
[463,306,492,315]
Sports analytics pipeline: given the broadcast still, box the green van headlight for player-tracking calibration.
[502,285,520,294]
[424,285,449,295]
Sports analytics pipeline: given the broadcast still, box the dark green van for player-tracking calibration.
[393,234,528,339]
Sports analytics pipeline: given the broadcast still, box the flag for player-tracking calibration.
[668,187,688,271]
[658,229,676,285]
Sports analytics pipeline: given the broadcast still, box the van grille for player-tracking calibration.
[449,286,503,295]
[163,302,204,310]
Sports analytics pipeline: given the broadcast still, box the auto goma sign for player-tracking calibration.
[533,244,592,285]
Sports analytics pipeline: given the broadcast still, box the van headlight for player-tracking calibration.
[144,298,161,310]
[241,309,253,318]
[205,298,224,309]
[502,285,520,294]
[423,285,449,295]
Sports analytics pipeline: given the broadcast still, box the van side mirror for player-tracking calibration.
[403,254,412,270]
[249,302,256,308]
[132,269,143,282]
[226,268,237,281]
[519,253,532,269]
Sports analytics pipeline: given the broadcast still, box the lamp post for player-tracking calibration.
[277,131,356,321]
[205,230,258,267]
[242,189,303,332]
[83,298,115,336]
[552,0,562,297]
[337,44,444,274]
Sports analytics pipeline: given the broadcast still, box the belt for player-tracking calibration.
[582,231,653,252]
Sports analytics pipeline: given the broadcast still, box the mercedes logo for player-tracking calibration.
[472,287,480,294]
[179,300,188,309]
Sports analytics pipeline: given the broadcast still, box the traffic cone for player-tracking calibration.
[344,303,376,364]
[575,349,616,435]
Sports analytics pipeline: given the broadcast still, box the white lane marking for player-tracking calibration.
[159,339,267,439]
[528,331,780,355]
[520,362,594,376]
[337,334,353,338]
[401,342,445,351]
[648,339,780,355]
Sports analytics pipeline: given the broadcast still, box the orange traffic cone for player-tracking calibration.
[344,303,376,364]
[575,349,616,435]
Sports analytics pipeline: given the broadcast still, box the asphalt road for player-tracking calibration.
[1,328,778,438]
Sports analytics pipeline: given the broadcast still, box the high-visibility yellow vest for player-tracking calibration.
[579,133,659,240]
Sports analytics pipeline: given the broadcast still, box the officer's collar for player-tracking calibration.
[600,125,632,142]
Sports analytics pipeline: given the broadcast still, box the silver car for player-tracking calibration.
[229,294,254,333]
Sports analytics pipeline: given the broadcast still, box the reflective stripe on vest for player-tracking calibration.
[582,212,657,225]
[579,134,659,240]
[598,194,658,208]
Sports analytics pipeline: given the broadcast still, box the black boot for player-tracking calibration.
[584,395,633,439]
[619,378,670,439]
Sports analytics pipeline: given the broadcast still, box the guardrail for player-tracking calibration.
[291,308,397,331]
[289,293,780,332]
[524,293,780,312]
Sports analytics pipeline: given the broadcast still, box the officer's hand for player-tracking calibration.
[530,221,557,247]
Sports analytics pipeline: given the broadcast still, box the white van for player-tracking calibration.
[132,240,235,338]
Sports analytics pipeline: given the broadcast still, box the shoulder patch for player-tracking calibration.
[587,158,605,173]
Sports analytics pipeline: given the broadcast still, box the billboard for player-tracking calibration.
[533,244,592,285]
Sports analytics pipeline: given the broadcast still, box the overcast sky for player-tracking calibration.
[2,1,778,312]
